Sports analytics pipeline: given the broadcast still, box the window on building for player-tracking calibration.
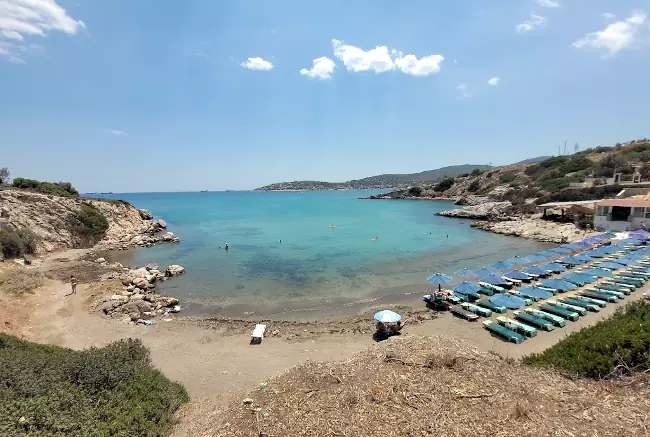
[611,206,631,222]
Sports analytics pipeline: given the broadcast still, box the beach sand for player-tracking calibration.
[1,256,649,436]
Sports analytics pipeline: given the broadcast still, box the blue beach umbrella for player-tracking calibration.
[541,263,567,273]
[583,250,606,258]
[473,267,494,278]
[427,272,453,292]
[454,268,478,278]
[490,293,528,310]
[479,273,510,286]
[453,281,481,295]
[561,243,584,250]
[540,278,578,291]
[551,247,573,254]
[580,268,614,278]
[596,261,625,270]
[573,253,593,262]
[517,286,554,300]
[525,254,548,263]
[491,260,514,270]
[537,250,558,257]
[374,310,401,323]
[503,270,532,281]
[611,257,636,266]
[506,256,529,265]
[559,256,586,266]
[563,272,597,285]
[524,266,551,276]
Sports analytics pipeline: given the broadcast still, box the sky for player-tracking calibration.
[0,0,649,192]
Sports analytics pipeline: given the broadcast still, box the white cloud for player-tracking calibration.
[456,83,471,98]
[109,130,128,136]
[0,0,84,62]
[602,12,616,21]
[536,0,560,8]
[394,53,444,76]
[332,39,394,73]
[516,14,547,33]
[572,12,646,56]
[240,57,273,71]
[300,56,335,80]
[487,76,500,86]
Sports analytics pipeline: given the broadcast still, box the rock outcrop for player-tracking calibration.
[471,217,596,243]
[436,201,512,220]
[94,263,185,322]
[0,189,180,252]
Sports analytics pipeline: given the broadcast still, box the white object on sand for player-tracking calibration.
[252,324,266,340]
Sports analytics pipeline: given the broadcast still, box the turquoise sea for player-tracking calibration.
[101,191,549,316]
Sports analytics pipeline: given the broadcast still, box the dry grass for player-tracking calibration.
[212,336,650,437]
[0,268,44,294]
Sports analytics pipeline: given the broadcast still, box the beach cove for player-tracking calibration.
[99,190,551,317]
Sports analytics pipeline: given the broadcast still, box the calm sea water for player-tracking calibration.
[99,191,549,315]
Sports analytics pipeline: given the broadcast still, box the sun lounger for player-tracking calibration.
[525,308,566,327]
[496,316,537,337]
[559,297,600,312]
[513,311,554,332]
[483,320,525,344]
[538,303,579,321]
[450,305,479,321]
[569,295,607,308]
[251,324,266,345]
[476,298,506,313]
[547,300,587,316]
[585,289,620,302]
[461,302,492,317]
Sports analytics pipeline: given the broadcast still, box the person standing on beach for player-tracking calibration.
[68,275,78,296]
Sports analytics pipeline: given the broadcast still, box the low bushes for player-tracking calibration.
[11,178,79,197]
[67,204,109,247]
[468,180,480,192]
[499,172,517,184]
[0,269,44,294]
[0,229,38,259]
[434,178,455,192]
[408,186,423,197]
[0,335,188,436]
[523,301,650,378]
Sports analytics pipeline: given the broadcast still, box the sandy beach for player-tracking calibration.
[2,246,648,436]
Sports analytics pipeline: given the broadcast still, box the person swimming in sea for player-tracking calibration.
[225,243,229,250]
[218,244,222,249]
[371,236,378,241]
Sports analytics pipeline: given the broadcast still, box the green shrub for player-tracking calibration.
[408,186,423,197]
[499,172,516,184]
[468,180,480,192]
[67,204,109,247]
[11,178,79,197]
[471,168,482,176]
[523,301,650,378]
[0,269,45,294]
[0,334,188,436]
[535,185,622,204]
[434,177,455,192]
[0,229,38,259]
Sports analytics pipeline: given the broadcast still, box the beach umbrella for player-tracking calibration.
[524,266,551,276]
[583,250,606,258]
[506,256,529,265]
[563,272,597,285]
[580,268,614,278]
[541,263,567,273]
[454,268,477,278]
[479,273,510,286]
[540,278,578,291]
[596,261,625,270]
[537,250,558,257]
[517,286,554,300]
[559,256,586,266]
[453,281,481,296]
[473,267,494,278]
[611,257,635,266]
[551,247,573,254]
[503,270,532,281]
[374,310,401,324]
[573,253,593,262]
[427,272,453,292]
[490,293,528,310]
[525,254,548,263]
[491,260,513,270]
[561,243,584,250]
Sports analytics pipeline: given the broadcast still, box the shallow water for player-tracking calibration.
[99,190,550,314]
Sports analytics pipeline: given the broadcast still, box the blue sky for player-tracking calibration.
[1,0,648,192]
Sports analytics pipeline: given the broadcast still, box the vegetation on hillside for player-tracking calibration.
[67,204,109,247]
[0,269,45,294]
[0,229,38,259]
[11,178,79,197]
[0,167,9,185]
[524,301,650,378]
[0,334,188,437]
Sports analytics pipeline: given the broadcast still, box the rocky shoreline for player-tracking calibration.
[92,259,186,324]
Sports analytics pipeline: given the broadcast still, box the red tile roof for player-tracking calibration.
[598,199,650,208]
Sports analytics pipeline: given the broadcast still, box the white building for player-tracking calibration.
[594,199,650,232]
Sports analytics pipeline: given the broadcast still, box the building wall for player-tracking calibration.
[594,205,649,232]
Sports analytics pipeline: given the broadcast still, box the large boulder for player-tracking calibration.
[138,209,153,220]
[436,202,512,220]
[132,277,149,290]
[166,265,185,277]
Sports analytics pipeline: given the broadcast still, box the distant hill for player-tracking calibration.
[511,156,552,165]
[255,164,492,191]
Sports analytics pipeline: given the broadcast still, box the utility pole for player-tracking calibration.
[563,141,567,156]
[558,145,561,156]
[574,143,579,153]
